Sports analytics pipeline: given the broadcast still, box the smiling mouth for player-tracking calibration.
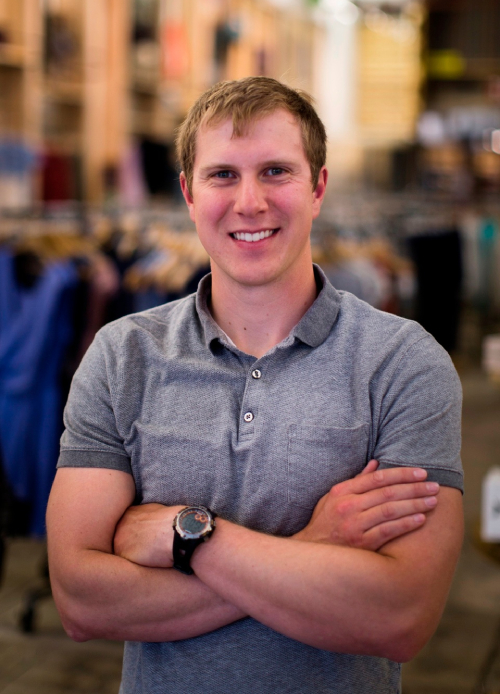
[230,229,279,242]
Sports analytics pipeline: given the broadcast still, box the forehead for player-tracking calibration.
[194,109,306,163]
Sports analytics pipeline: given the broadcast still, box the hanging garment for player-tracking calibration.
[0,248,78,536]
[139,138,179,197]
[0,139,38,211]
[408,228,463,353]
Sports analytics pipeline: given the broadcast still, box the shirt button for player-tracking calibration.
[243,412,254,423]
[251,369,262,380]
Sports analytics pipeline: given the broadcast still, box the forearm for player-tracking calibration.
[47,468,246,643]
[192,498,462,662]
[191,522,405,657]
[49,545,245,643]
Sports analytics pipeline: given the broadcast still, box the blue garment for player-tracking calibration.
[0,248,77,535]
[0,139,37,176]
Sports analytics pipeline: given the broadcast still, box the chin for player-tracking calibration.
[227,269,281,288]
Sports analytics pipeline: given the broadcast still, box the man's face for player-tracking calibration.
[180,108,327,291]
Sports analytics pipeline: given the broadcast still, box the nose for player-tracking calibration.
[233,177,268,217]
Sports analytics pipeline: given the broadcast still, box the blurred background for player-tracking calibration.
[0,0,500,692]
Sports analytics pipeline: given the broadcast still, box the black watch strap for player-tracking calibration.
[172,534,203,575]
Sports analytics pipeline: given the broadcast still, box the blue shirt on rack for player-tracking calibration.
[0,248,77,536]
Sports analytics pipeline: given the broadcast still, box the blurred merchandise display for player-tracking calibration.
[0,0,129,205]
[0,181,499,538]
[481,466,500,542]
[357,3,424,144]
[44,11,79,77]
[0,207,210,537]
[314,235,415,315]
[0,0,432,206]
[316,190,500,353]
[483,334,500,386]
[2,0,500,205]
[416,106,500,199]
[0,243,78,537]
[407,228,462,353]
[0,138,38,211]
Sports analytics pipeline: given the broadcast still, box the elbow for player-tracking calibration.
[384,636,430,664]
[377,634,424,664]
[371,611,440,663]
[62,617,93,643]
[51,587,101,642]
[59,604,99,642]
[57,605,95,642]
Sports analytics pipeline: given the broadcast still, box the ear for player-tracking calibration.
[312,166,328,219]
[180,172,195,222]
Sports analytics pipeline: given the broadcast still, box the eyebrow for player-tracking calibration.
[198,160,299,175]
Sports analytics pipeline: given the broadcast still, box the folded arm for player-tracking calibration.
[47,461,458,660]
[46,468,246,643]
[191,485,462,661]
[113,461,462,661]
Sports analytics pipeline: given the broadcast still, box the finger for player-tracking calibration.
[359,495,438,533]
[361,514,427,551]
[358,459,379,476]
[332,466,429,497]
[354,481,440,512]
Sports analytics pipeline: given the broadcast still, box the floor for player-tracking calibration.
[0,367,499,693]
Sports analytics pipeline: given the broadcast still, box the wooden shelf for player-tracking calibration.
[0,43,25,67]
[130,74,160,96]
[0,0,326,204]
[44,77,84,105]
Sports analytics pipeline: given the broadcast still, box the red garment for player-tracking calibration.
[41,153,74,201]
[161,22,189,80]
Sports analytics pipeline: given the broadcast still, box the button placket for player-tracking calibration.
[238,362,265,440]
[243,368,262,424]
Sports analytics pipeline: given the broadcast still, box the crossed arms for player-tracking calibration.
[47,459,463,663]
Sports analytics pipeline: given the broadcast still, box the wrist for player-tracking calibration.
[172,505,216,575]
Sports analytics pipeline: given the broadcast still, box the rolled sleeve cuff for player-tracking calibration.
[57,450,132,475]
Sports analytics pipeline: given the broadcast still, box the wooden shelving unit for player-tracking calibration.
[42,0,130,202]
[0,0,321,205]
[0,0,43,142]
[0,0,130,205]
[128,0,320,142]
[357,4,425,146]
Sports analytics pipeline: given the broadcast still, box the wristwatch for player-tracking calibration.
[172,505,216,575]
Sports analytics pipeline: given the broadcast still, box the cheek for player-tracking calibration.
[194,191,231,224]
[273,184,312,212]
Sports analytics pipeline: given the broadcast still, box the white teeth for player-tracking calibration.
[233,229,276,242]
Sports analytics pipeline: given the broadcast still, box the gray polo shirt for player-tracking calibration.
[59,266,463,694]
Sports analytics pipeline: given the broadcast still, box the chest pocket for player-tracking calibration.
[287,424,369,511]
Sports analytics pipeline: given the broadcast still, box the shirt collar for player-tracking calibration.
[195,264,341,351]
[292,265,341,347]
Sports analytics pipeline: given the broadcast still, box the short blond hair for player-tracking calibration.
[176,76,327,194]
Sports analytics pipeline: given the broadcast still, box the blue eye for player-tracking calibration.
[267,167,284,176]
[215,171,234,178]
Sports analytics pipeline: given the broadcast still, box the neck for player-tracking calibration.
[210,265,317,358]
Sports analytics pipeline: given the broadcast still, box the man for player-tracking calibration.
[47,77,463,694]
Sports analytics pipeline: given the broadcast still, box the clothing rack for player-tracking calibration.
[0,206,209,538]
[0,205,211,632]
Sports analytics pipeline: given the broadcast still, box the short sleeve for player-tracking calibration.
[373,335,463,492]
[58,330,132,474]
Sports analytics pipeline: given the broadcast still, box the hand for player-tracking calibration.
[113,503,185,568]
[293,460,439,551]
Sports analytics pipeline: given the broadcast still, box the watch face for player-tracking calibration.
[177,506,213,539]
